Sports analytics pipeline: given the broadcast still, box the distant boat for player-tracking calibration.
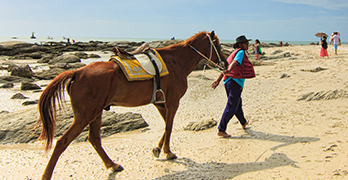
[31,32,36,39]
[11,37,18,39]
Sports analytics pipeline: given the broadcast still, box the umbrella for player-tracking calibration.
[315,32,328,38]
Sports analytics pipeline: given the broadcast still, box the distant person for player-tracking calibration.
[254,39,262,61]
[330,32,341,55]
[211,35,255,138]
[279,41,283,46]
[31,32,36,39]
[171,37,175,40]
[320,36,329,58]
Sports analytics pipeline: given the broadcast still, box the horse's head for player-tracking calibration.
[189,31,227,71]
[207,31,228,71]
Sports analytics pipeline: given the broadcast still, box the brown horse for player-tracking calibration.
[35,30,226,180]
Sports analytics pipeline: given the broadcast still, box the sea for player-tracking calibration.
[1,36,347,45]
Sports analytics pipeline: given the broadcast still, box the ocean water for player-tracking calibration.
[1,36,346,46]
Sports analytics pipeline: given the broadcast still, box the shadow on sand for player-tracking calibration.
[154,129,320,179]
[154,153,298,179]
[233,129,320,151]
[107,129,320,179]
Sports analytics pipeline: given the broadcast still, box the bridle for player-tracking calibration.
[189,33,225,72]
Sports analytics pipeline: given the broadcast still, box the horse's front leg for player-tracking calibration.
[153,103,179,160]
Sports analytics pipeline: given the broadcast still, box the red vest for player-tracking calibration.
[223,48,256,80]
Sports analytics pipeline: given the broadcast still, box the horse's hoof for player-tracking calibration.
[166,153,177,160]
[152,147,161,158]
[110,164,124,172]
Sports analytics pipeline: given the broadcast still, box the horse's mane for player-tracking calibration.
[160,31,213,50]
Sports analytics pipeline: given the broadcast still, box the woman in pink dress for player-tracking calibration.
[320,36,329,58]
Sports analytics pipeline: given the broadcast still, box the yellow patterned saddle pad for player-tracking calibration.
[109,49,169,81]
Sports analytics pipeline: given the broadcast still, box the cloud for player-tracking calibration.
[272,0,348,10]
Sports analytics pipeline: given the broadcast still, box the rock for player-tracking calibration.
[29,52,43,59]
[0,111,9,114]
[20,82,41,90]
[272,50,283,55]
[22,100,38,106]
[10,64,33,78]
[184,119,217,131]
[37,53,61,63]
[48,54,81,64]
[33,68,67,80]
[7,64,18,72]
[11,93,29,99]
[88,53,101,58]
[283,52,291,57]
[74,52,89,59]
[0,106,149,144]
[0,83,14,88]
[297,89,348,101]
[280,74,290,78]
[0,76,34,83]
[300,67,328,72]
[18,45,49,54]
[48,63,68,69]
[37,58,50,63]
[48,62,86,70]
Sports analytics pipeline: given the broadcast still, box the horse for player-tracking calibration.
[35,30,226,180]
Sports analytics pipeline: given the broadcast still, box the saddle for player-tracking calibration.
[113,43,150,59]
[111,43,166,104]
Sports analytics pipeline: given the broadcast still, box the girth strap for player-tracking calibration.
[145,50,166,104]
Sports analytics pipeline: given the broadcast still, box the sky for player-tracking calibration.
[1,0,347,42]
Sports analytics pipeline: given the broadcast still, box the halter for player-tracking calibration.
[189,33,224,72]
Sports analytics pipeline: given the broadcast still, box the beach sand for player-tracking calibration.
[0,45,348,179]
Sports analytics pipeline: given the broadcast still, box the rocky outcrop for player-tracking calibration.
[297,89,348,101]
[10,64,33,78]
[32,68,67,80]
[0,106,149,145]
[20,82,41,90]
[0,83,14,88]
[184,119,217,131]
[10,93,28,99]
[300,67,328,72]
[0,76,34,83]
[48,54,81,64]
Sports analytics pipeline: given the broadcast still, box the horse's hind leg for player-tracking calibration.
[88,113,124,172]
[42,122,88,180]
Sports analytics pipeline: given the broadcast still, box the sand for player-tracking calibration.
[0,45,348,179]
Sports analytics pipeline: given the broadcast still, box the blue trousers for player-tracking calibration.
[218,79,247,132]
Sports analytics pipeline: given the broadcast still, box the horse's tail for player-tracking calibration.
[35,70,75,151]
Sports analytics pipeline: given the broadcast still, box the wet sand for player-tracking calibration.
[0,45,348,179]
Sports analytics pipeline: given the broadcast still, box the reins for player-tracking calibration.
[189,33,224,73]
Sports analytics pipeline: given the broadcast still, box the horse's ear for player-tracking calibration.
[210,30,215,39]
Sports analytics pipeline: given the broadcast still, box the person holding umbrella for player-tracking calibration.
[320,36,329,58]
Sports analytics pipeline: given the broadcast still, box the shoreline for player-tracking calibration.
[2,36,347,46]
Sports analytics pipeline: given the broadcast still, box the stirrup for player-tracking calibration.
[154,89,166,104]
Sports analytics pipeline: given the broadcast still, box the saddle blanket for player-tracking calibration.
[109,49,169,81]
